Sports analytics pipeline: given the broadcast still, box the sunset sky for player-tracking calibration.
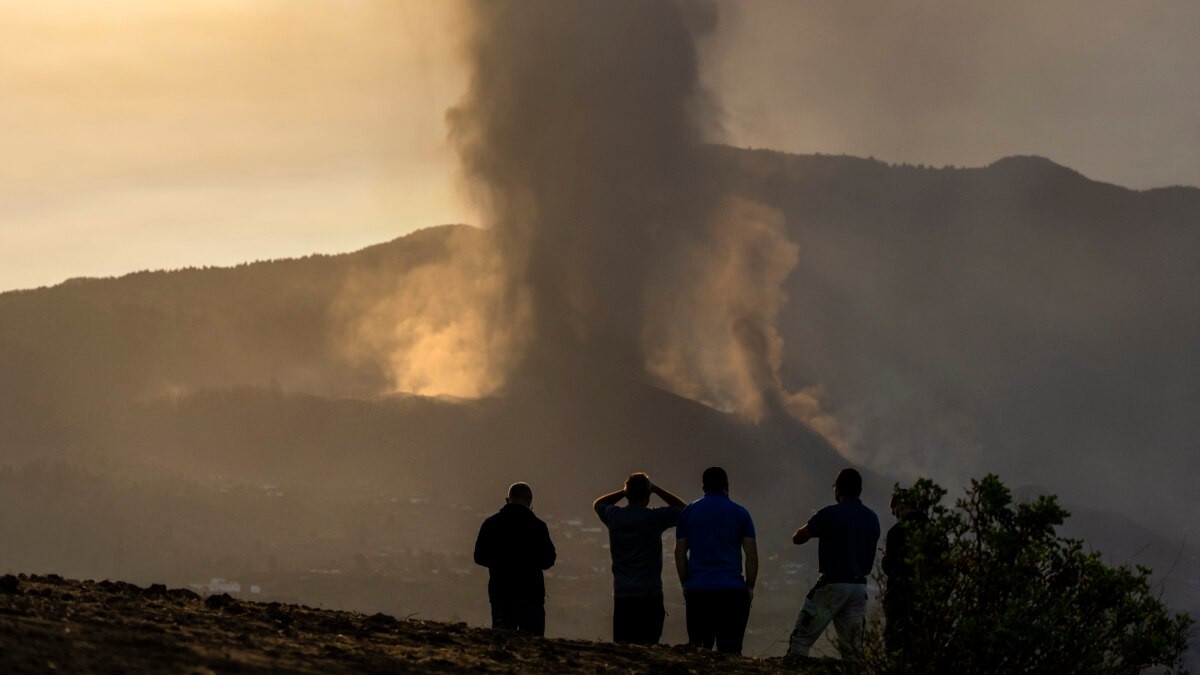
[2,0,1197,291]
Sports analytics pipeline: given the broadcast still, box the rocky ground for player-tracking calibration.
[0,574,838,674]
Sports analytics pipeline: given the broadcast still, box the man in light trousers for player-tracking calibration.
[789,468,880,659]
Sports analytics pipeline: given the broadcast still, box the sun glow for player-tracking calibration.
[0,1,470,291]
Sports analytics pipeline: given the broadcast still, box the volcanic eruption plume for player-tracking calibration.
[340,0,841,440]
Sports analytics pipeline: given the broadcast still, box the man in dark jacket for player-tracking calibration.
[473,482,556,635]
[881,485,941,655]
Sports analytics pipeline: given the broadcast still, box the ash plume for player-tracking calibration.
[446,0,720,378]
[436,0,837,433]
[330,226,526,398]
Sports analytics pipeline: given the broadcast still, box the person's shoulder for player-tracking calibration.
[841,499,876,516]
[676,500,699,525]
[601,503,626,522]
[859,503,881,532]
[652,504,682,526]
[814,502,840,517]
[732,500,756,536]
[808,502,839,527]
[480,509,505,528]
[858,501,880,520]
[528,513,551,534]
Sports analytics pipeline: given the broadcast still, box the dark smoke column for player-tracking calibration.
[448,1,829,433]
[448,0,721,382]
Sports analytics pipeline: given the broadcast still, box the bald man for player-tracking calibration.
[473,482,557,635]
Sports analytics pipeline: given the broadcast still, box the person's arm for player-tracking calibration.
[792,523,813,545]
[473,520,493,567]
[674,538,689,587]
[742,537,758,601]
[651,482,686,509]
[540,522,557,570]
[881,524,902,577]
[592,488,625,523]
[674,512,691,587]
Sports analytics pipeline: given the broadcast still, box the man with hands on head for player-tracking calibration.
[673,466,758,655]
[593,472,687,644]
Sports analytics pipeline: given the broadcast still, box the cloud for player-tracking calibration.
[0,1,469,290]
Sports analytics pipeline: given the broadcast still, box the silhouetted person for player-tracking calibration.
[593,472,687,644]
[674,466,758,654]
[473,482,556,635]
[881,484,943,657]
[789,468,880,659]
[881,487,925,654]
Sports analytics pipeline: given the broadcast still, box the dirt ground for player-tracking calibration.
[0,574,839,674]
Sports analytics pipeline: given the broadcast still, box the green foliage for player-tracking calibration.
[865,475,1193,675]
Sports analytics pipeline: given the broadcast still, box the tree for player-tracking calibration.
[866,475,1193,674]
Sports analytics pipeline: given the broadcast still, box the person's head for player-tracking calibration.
[506,482,533,507]
[834,468,863,502]
[890,484,914,517]
[702,466,729,495]
[624,472,652,505]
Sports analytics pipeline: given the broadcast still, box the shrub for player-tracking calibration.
[865,475,1193,674]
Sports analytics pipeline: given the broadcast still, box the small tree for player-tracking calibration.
[865,475,1193,674]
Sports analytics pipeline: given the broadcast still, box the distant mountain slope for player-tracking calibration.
[704,147,1200,529]
[3,148,1197,524]
[3,147,1198,523]
[0,225,469,421]
[117,373,845,515]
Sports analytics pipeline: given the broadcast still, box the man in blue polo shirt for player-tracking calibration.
[788,468,880,659]
[674,466,758,654]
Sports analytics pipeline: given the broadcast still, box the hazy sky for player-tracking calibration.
[2,0,1197,291]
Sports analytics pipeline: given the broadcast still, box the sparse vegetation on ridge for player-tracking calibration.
[862,476,1193,674]
[0,574,839,674]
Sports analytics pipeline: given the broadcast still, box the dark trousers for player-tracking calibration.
[491,603,545,636]
[613,594,666,645]
[883,591,915,654]
[684,588,751,654]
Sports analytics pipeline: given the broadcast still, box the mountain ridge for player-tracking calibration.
[7,148,1196,297]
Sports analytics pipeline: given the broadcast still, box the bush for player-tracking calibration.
[865,475,1193,674]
